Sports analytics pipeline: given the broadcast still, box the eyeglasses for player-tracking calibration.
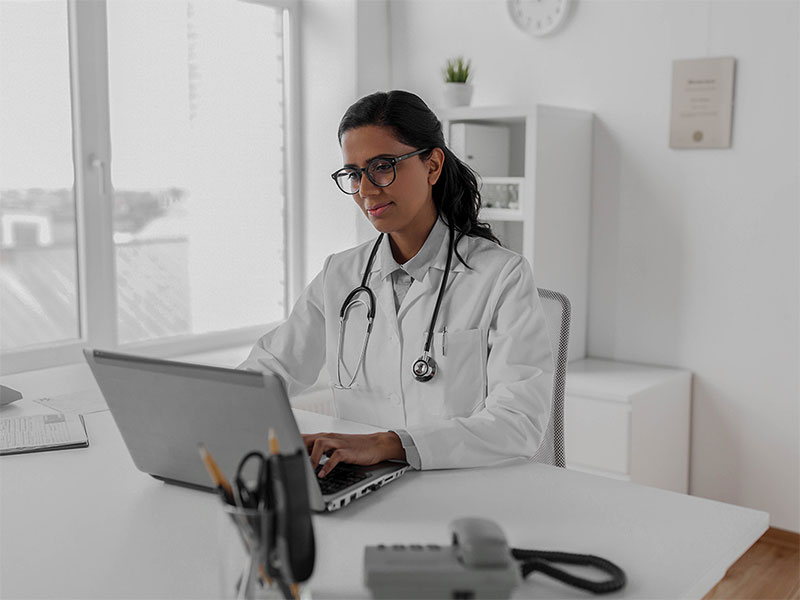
[331,148,430,195]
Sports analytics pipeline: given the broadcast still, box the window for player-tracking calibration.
[0,1,79,351]
[0,0,301,375]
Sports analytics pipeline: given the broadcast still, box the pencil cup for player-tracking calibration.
[217,504,310,600]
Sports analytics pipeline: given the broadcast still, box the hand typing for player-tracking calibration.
[302,432,406,478]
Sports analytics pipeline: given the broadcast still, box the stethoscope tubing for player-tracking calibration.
[335,295,374,390]
[335,224,455,389]
[334,235,383,389]
[423,224,454,353]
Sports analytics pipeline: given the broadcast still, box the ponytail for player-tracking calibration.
[432,145,500,266]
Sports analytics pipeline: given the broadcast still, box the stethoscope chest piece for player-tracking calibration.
[412,353,437,382]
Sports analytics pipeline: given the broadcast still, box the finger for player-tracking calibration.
[302,432,336,455]
[319,449,346,478]
[309,438,339,470]
[308,439,326,469]
[301,433,319,453]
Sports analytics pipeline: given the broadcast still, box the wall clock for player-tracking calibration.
[507,0,571,37]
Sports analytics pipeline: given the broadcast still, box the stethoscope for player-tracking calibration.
[335,224,454,389]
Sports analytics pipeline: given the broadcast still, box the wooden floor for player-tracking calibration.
[704,527,800,599]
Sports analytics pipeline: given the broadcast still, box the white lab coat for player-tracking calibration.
[240,227,553,470]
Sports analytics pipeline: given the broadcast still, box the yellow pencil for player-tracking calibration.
[197,444,234,501]
[268,428,280,455]
[290,582,300,600]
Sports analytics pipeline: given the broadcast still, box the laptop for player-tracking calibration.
[83,349,409,512]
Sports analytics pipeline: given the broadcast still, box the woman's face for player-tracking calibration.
[340,125,442,238]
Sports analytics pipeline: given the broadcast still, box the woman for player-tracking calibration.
[241,90,553,477]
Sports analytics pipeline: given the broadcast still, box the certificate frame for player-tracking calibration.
[669,57,736,149]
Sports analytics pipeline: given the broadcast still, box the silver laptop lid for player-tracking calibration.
[83,349,325,511]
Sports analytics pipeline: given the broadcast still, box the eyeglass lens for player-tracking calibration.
[334,158,396,194]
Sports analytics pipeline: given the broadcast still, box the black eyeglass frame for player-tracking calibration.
[330,147,431,195]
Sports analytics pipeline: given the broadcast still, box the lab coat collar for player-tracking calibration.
[372,217,468,280]
[429,220,469,274]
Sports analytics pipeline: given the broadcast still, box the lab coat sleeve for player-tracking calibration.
[404,255,553,470]
[238,256,330,397]
[389,429,422,469]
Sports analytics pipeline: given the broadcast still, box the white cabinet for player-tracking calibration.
[448,122,511,175]
[438,105,593,360]
[565,358,692,493]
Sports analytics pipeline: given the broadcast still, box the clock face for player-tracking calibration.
[507,0,571,37]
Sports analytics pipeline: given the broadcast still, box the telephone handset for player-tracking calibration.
[364,517,626,599]
[451,517,513,569]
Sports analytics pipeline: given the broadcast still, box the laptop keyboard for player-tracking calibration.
[315,463,369,495]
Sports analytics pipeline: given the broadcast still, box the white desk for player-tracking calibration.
[1,365,768,599]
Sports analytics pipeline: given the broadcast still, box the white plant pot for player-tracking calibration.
[442,82,474,107]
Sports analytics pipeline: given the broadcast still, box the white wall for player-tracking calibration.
[299,0,360,279]
[385,0,799,531]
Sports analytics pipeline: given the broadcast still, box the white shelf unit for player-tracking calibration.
[564,358,692,493]
[439,105,593,360]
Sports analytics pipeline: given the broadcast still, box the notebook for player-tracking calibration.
[0,413,89,455]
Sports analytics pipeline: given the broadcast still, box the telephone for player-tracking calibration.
[364,517,626,599]
[364,518,519,599]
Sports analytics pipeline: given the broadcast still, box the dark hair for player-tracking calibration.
[337,90,500,266]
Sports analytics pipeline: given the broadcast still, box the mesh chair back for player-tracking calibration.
[531,288,571,468]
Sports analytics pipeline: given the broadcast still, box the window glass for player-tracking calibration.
[106,0,286,344]
[0,1,79,351]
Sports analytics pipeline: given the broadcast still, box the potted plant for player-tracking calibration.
[442,56,474,107]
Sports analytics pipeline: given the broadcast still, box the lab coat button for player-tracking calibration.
[388,393,401,406]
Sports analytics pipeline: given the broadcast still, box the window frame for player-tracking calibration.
[0,0,303,376]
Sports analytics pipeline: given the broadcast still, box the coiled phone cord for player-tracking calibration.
[511,548,627,594]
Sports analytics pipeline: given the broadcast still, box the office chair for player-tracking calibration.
[532,288,571,468]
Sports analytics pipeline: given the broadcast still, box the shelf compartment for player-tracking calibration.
[480,177,524,213]
[480,207,524,222]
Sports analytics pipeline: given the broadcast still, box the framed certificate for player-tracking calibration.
[669,57,736,149]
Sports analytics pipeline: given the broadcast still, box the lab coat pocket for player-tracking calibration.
[425,328,486,418]
[331,384,386,427]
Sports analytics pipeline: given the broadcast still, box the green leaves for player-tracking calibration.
[443,57,472,83]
